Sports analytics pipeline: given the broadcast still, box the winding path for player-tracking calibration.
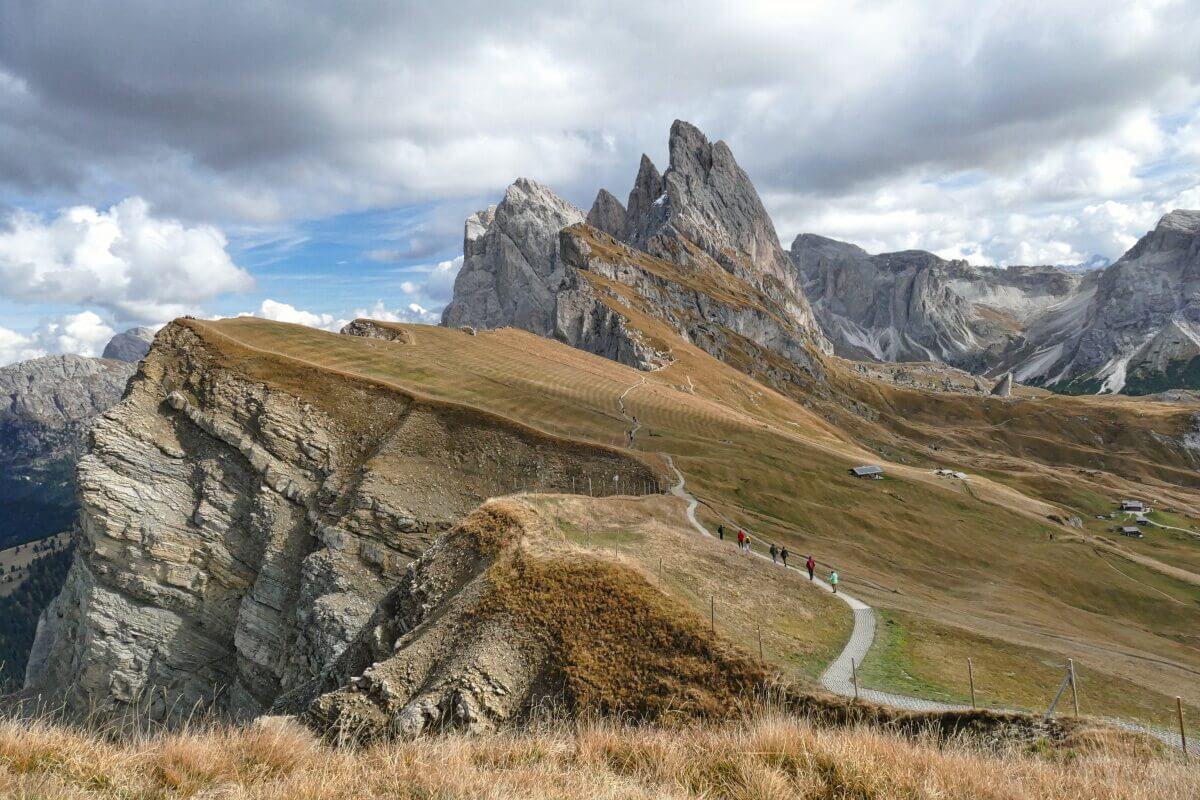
[659,457,1196,752]
[625,381,1193,752]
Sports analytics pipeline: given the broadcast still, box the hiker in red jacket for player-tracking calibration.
[737,529,745,551]
[806,555,816,581]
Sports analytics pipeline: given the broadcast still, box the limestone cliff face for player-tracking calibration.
[554,225,823,382]
[793,210,1200,395]
[440,179,584,336]
[102,327,156,363]
[25,321,658,722]
[791,233,1080,369]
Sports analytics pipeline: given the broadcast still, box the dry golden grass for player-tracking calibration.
[179,317,1200,729]
[1,712,1194,800]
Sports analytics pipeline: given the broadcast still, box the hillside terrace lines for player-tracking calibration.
[187,319,655,477]
[321,319,1071,530]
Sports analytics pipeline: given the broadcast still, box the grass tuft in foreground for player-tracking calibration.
[0,712,1194,799]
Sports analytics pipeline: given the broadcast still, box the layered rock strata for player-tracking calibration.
[24,321,659,722]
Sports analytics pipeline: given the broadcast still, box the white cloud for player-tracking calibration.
[416,256,463,303]
[0,325,43,365]
[31,310,115,357]
[0,4,1196,276]
[351,300,439,325]
[0,197,253,325]
[0,309,123,366]
[240,299,347,332]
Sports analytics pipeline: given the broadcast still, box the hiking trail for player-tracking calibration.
[658,457,1196,752]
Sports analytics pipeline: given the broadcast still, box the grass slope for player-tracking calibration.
[185,318,1200,731]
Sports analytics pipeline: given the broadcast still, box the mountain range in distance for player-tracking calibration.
[442,119,1200,398]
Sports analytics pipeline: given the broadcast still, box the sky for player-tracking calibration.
[1,0,1198,364]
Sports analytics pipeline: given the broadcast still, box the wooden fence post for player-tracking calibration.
[1068,658,1079,717]
[758,625,764,663]
[1179,697,1189,761]
[968,658,976,710]
[710,595,715,633]
[851,658,859,701]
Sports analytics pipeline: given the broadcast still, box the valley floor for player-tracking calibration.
[1,713,1194,800]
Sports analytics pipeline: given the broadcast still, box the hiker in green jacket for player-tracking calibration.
[829,570,839,594]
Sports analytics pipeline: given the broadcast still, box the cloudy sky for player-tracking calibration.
[1,0,1198,364]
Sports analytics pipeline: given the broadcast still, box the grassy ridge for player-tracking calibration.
[188,318,1200,730]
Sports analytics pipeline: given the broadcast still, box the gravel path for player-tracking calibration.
[634,387,1193,752]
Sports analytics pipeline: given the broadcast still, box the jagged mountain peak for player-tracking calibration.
[625,154,666,243]
[442,119,830,380]
[441,177,583,336]
[586,188,630,240]
[1155,209,1200,235]
[649,120,796,287]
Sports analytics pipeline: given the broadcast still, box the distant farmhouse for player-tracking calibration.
[1118,525,1144,538]
[850,465,884,479]
[1120,499,1148,513]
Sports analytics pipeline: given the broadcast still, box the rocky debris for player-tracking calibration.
[25,320,661,724]
[460,326,476,336]
[991,372,1013,397]
[585,188,630,240]
[794,210,1200,395]
[101,327,156,363]
[340,319,413,343]
[440,179,584,336]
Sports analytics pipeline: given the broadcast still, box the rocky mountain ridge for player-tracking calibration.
[0,352,135,551]
[442,121,830,385]
[793,210,1200,395]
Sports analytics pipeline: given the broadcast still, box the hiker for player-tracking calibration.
[737,529,746,551]
[780,547,789,567]
[829,570,839,594]
[805,555,815,581]
[769,543,778,563]
[744,534,752,552]
[718,524,725,541]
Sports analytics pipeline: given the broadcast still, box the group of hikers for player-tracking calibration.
[716,524,839,592]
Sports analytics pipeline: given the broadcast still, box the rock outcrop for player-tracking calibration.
[102,327,157,363]
[991,372,1013,397]
[279,500,767,743]
[554,225,823,380]
[585,188,630,240]
[24,319,659,723]
[440,179,584,336]
[339,318,413,343]
[793,210,1200,395]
